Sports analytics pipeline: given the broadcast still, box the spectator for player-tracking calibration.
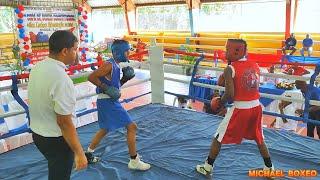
[262,65,279,114]
[270,91,303,132]
[263,65,279,85]
[283,64,310,76]
[300,34,313,57]
[96,52,103,66]
[177,96,191,109]
[295,80,320,138]
[282,33,297,55]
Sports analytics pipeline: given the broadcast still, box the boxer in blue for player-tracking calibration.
[85,40,150,170]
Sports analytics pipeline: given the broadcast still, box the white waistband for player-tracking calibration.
[97,93,110,99]
[234,99,260,109]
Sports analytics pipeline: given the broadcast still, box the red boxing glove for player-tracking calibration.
[211,97,223,112]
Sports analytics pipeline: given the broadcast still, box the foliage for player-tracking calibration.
[137,5,189,31]
[4,45,24,74]
[182,46,196,65]
[93,43,110,54]
[111,7,124,15]
[72,75,88,84]
[111,8,126,30]
[101,48,111,54]
[202,3,226,15]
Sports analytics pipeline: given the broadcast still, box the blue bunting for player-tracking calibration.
[23,58,30,66]
[19,28,25,34]
[14,8,20,14]
[17,19,23,24]
[19,33,25,39]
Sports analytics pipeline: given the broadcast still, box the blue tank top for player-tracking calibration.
[96,58,121,94]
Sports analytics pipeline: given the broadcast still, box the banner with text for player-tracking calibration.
[24,7,76,62]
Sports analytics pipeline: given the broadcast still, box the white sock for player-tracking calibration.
[87,147,94,153]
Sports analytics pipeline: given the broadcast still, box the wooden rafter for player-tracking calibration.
[118,0,136,34]
[285,0,292,39]
[118,0,136,12]
[72,0,92,12]
[186,0,201,9]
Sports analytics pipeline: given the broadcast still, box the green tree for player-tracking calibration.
[202,3,226,15]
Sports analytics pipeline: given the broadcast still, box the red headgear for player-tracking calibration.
[225,39,247,62]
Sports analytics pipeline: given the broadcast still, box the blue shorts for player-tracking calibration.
[97,98,133,132]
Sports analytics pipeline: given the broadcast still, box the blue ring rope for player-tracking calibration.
[0,88,151,139]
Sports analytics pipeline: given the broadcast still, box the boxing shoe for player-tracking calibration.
[128,154,151,171]
[85,151,100,164]
[196,160,213,176]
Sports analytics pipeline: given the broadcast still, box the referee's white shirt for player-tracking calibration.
[28,57,76,137]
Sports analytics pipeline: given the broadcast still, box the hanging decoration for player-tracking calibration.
[14,4,31,66]
[77,6,89,62]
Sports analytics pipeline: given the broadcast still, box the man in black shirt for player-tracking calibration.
[282,33,297,55]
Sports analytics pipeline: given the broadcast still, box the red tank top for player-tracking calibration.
[231,60,260,101]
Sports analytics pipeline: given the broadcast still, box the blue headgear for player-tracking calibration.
[111,40,130,62]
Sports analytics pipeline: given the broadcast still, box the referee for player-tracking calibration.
[28,30,87,180]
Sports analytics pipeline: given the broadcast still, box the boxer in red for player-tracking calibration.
[196,39,274,176]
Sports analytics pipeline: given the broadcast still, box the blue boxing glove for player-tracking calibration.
[121,66,135,86]
[122,66,135,79]
[100,83,121,100]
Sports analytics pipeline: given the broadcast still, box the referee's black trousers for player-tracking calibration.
[32,132,74,180]
[307,110,320,138]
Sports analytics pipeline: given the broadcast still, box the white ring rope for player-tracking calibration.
[0,60,318,93]
[0,111,25,119]
[0,56,319,119]
[1,64,318,119]
[132,60,319,83]
[0,71,92,93]
[0,77,151,119]
[164,76,320,106]
[163,61,317,81]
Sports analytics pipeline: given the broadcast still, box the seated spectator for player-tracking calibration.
[270,91,302,132]
[282,33,297,55]
[177,96,188,109]
[300,34,313,57]
[262,65,279,85]
[283,64,310,76]
[295,80,320,139]
[177,96,194,110]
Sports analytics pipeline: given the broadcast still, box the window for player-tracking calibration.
[0,6,14,33]
[137,5,190,31]
[199,0,286,32]
[89,8,126,42]
[294,0,320,33]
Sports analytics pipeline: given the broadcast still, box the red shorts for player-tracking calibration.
[214,105,264,145]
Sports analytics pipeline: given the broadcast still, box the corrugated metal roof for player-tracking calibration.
[0,0,74,6]
[87,0,120,7]
[30,0,74,7]
[88,0,191,8]
[87,0,251,8]
[134,0,185,5]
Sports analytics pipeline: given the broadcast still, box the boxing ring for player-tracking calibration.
[1,42,320,179]
[1,103,320,180]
